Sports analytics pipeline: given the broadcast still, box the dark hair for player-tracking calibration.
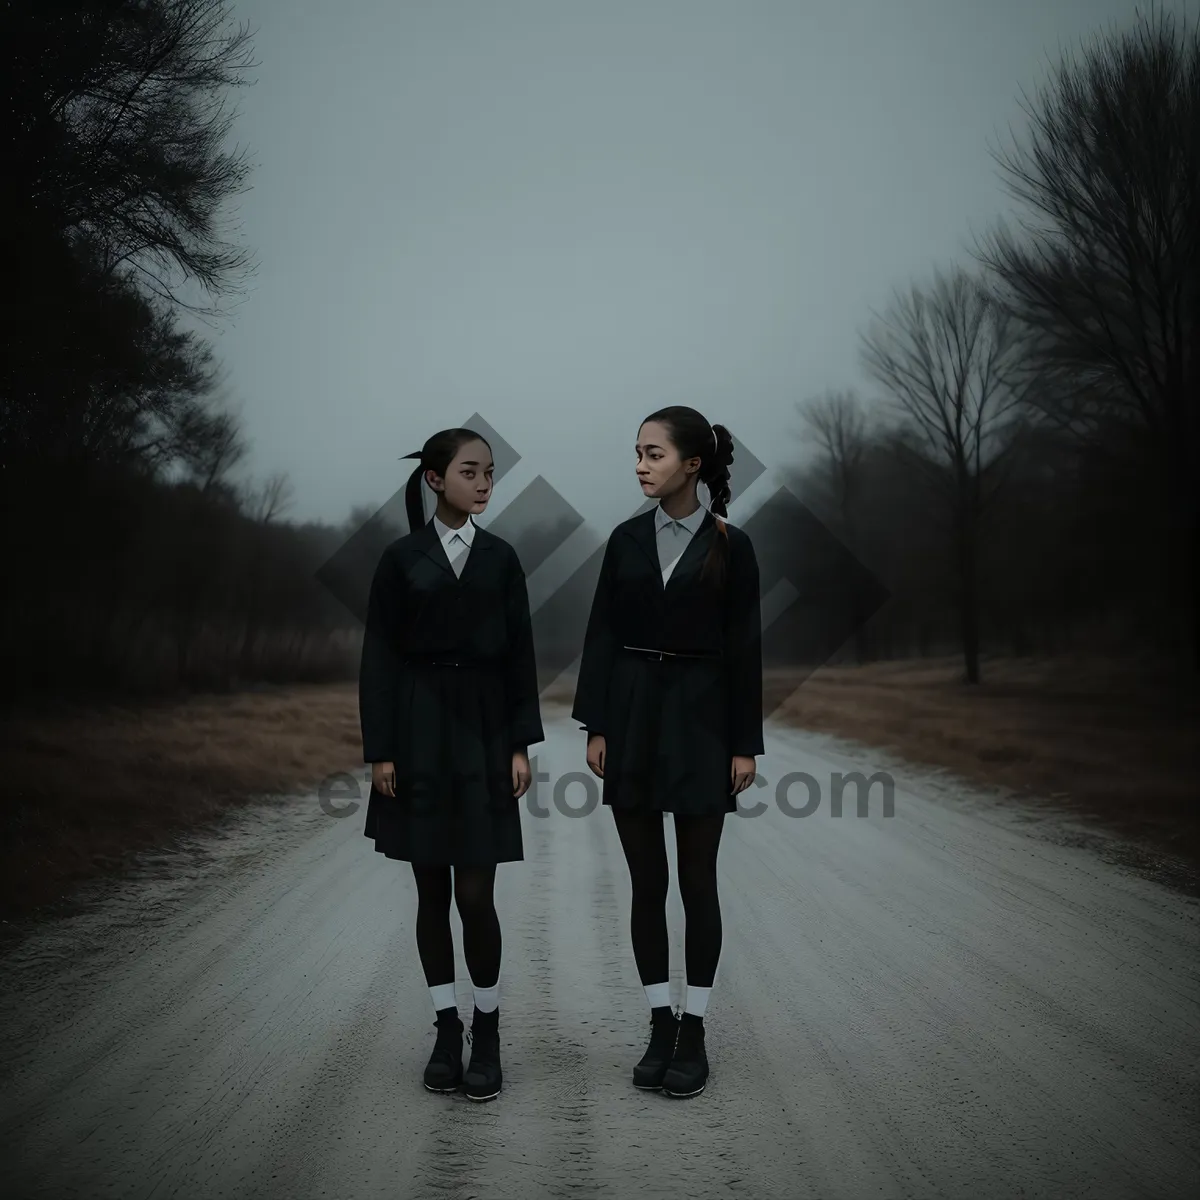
[400,428,492,533]
[640,405,734,588]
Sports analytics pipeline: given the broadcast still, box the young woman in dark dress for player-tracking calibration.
[572,405,763,1099]
[359,428,544,1102]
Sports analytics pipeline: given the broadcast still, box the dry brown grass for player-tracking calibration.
[1,683,367,921]
[766,655,1199,862]
[2,657,1195,922]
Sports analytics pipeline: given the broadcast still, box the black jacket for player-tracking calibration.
[571,507,764,758]
[358,519,544,763]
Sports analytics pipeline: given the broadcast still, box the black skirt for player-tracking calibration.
[363,660,523,865]
[600,650,736,815]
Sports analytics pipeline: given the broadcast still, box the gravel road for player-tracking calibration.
[1,711,1197,1199]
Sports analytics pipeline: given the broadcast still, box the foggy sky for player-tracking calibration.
[211,0,1182,534]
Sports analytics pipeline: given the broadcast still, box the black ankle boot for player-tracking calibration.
[423,1008,464,1093]
[632,1005,679,1090]
[662,1012,708,1097]
[463,1007,502,1101]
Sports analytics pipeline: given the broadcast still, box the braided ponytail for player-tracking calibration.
[640,406,736,589]
[699,423,734,587]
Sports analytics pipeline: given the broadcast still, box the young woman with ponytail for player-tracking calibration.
[571,406,764,1098]
[359,428,543,1102]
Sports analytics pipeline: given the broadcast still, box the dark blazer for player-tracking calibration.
[571,507,764,759]
[358,519,544,764]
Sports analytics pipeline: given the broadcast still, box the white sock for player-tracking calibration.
[684,985,712,1018]
[429,983,457,1013]
[644,981,671,1009]
[473,982,499,1013]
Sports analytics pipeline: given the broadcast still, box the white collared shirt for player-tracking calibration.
[654,502,709,583]
[432,513,476,578]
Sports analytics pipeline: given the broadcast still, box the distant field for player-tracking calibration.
[763,656,1199,865]
[0,683,364,922]
[2,656,1195,922]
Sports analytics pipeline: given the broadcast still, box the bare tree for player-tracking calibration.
[112,299,220,469]
[172,399,249,492]
[798,389,874,661]
[977,3,1199,666]
[799,390,869,522]
[3,0,258,476]
[8,0,259,314]
[240,472,294,526]
[230,473,293,679]
[860,268,1026,682]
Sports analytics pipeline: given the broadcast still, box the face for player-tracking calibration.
[428,438,494,515]
[635,420,700,499]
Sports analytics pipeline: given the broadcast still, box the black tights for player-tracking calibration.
[411,865,501,990]
[612,810,725,987]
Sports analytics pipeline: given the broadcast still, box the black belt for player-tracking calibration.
[621,645,722,661]
[401,654,499,668]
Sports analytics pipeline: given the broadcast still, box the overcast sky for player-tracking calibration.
[210,0,1189,533]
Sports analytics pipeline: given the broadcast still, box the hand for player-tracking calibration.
[512,749,531,799]
[586,733,606,779]
[371,761,396,797]
[730,755,756,795]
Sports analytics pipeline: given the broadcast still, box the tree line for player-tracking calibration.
[790,5,1196,681]
[0,1,1194,704]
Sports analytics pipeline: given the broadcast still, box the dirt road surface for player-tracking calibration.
[1,713,1197,1199]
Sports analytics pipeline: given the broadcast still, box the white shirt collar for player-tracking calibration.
[654,502,708,534]
[432,513,476,547]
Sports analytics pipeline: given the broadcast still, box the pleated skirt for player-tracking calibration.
[363,661,523,865]
[600,651,736,815]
